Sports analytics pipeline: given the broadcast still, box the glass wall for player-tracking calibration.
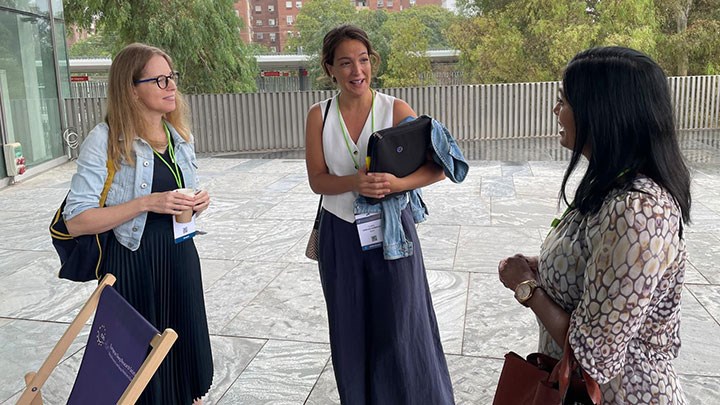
[0,0,69,175]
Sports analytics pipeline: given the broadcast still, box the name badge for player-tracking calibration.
[173,215,197,243]
[355,212,383,251]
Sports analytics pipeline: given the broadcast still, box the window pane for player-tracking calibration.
[0,9,64,167]
[0,0,50,16]
[55,20,71,99]
[51,0,64,18]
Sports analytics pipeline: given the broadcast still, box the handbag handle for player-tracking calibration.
[550,334,602,404]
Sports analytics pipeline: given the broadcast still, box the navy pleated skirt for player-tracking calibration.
[101,217,213,404]
[318,206,455,405]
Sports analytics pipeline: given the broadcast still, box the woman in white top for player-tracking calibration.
[304,24,454,404]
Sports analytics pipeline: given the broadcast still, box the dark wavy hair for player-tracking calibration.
[560,46,691,223]
[321,24,380,81]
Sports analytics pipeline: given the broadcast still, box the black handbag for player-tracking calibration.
[50,155,115,282]
[366,115,432,203]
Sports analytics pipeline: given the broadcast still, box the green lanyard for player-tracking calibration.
[152,123,183,188]
[337,90,375,170]
[550,205,573,229]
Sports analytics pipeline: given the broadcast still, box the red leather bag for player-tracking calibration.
[493,336,602,405]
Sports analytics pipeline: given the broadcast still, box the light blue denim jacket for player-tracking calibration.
[64,121,199,251]
[354,116,468,260]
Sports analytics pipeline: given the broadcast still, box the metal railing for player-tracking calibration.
[65,76,720,154]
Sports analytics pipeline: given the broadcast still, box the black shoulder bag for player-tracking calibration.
[50,153,115,282]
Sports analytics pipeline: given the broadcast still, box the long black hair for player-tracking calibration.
[560,46,691,223]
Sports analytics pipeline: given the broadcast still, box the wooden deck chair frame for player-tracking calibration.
[17,274,178,405]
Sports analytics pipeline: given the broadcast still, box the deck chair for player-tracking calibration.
[18,274,178,404]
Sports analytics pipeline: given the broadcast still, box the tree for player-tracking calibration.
[63,0,258,93]
[655,0,720,75]
[395,5,456,49]
[68,30,115,58]
[290,2,451,89]
[449,0,594,83]
[287,0,357,89]
[381,16,433,87]
[451,0,719,82]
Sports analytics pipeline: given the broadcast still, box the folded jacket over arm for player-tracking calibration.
[354,116,468,260]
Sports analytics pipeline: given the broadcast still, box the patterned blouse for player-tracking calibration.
[538,176,687,404]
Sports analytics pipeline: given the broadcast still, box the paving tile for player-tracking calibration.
[427,270,469,355]
[686,285,720,326]
[674,288,720,376]
[680,374,720,404]
[204,261,288,334]
[2,152,719,404]
[217,339,330,405]
[204,336,266,405]
[304,361,338,404]
[221,263,329,342]
[447,354,504,405]
[0,261,96,321]
[0,319,89,402]
[684,232,720,284]
[463,273,537,358]
[491,197,559,227]
[454,226,542,272]
[415,224,461,270]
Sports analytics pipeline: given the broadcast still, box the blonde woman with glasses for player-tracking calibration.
[64,43,213,404]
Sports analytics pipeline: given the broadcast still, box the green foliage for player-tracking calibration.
[654,0,720,75]
[63,0,258,93]
[68,30,114,58]
[291,3,454,89]
[449,0,593,83]
[381,17,433,87]
[450,0,719,82]
[394,5,456,49]
[288,0,357,89]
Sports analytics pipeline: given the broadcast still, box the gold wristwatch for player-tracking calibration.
[514,279,539,307]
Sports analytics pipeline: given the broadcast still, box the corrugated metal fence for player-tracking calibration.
[65,75,720,154]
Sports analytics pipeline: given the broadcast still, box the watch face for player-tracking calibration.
[516,283,531,300]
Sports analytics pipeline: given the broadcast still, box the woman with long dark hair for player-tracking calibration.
[498,47,691,404]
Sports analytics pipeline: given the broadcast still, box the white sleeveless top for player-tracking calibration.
[321,91,395,223]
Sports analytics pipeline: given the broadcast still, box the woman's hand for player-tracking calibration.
[356,169,392,199]
[144,190,196,215]
[498,254,538,291]
[193,189,211,214]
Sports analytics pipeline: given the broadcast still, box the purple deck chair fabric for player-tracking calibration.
[68,286,158,404]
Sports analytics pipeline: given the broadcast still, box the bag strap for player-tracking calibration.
[551,333,602,404]
[99,154,115,207]
[312,98,333,225]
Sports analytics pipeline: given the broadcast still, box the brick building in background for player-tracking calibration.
[235,0,447,54]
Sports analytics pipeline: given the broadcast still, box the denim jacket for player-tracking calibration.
[354,116,468,260]
[64,121,199,251]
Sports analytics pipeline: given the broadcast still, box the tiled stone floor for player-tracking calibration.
[1,133,719,404]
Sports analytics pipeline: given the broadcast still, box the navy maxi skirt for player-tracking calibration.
[101,217,213,404]
[318,206,455,405]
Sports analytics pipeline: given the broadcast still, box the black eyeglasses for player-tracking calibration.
[133,72,180,89]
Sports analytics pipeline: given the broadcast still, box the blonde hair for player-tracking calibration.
[106,43,191,166]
